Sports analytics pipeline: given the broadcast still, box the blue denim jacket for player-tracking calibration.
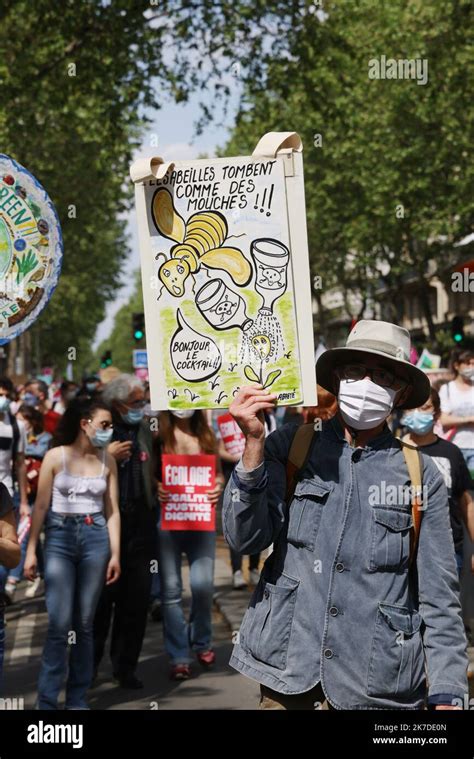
[222,418,468,709]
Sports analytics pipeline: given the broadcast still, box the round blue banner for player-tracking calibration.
[0,155,63,345]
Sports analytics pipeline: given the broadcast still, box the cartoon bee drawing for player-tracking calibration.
[152,188,252,297]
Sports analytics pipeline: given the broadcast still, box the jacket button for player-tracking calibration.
[264,589,270,599]
[335,562,345,572]
[324,648,333,659]
[329,606,339,616]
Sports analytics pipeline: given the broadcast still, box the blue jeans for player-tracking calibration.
[157,529,215,665]
[38,511,110,709]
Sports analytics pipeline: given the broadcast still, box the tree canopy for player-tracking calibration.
[2,0,471,372]
[223,0,474,338]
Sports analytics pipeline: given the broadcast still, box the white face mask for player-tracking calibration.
[460,367,474,381]
[338,377,398,430]
[170,409,195,419]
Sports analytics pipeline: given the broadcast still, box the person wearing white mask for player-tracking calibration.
[223,319,468,710]
[439,349,474,479]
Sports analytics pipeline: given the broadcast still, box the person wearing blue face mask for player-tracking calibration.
[402,387,474,578]
[78,374,102,400]
[439,349,474,479]
[93,374,157,690]
[24,398,120,710]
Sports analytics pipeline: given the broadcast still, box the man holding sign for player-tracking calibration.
[223,320,468,710]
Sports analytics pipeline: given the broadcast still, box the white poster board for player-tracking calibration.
[131,132,316,410]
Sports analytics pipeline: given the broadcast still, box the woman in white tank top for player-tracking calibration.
[24,398,120,710]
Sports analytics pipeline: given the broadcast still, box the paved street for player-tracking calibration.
[2,536,260,710]
[3,533,473,711]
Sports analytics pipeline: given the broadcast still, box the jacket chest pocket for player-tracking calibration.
[369,508,413,572]
[239,572,300,670]
[287,477,333,551]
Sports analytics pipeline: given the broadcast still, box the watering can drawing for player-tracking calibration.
[250,238,290,314]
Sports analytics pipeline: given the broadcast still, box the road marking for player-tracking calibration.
[7,610,38,664]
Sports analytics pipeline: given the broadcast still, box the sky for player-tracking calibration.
[92,90,240,349]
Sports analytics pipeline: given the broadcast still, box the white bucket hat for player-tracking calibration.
[316,320,431,410]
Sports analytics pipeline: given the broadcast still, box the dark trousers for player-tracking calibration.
[259,683,336,710]
[93,506,156,678]
[230,548,260,573]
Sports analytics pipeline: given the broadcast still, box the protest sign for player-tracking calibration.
[0,155,63,344]
[131,132,316,410]
[161,453,216,531]
[416,348,441,370]
[217,412,246,457]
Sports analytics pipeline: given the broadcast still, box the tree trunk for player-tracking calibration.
[418,279,436,342]
[314,289,326,333]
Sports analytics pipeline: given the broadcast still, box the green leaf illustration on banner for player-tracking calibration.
[244,366,260,383]
[263,369,281,389]
[16,250,38,284]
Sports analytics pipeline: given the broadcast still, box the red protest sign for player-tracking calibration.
[217,413,245,456]
[161,454,216,531]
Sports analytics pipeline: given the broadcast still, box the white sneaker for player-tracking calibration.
[249,569,260,586]
[233,570,246,590]
[4,581,17,604]
[25,577,42,599]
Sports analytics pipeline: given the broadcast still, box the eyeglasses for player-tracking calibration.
[335,363,408,391]
[127,400,146,409]
[88,419,113,430]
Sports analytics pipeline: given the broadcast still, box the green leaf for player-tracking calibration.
[263,369,281,388]
[244,366,260,383]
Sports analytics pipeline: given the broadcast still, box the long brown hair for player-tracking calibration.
[158,410,217,454]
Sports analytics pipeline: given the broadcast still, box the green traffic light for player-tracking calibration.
[134,330,144,340]
[454,334,463,342]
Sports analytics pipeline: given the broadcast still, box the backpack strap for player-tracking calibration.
[285,423,317,503]
[398,438,424,566]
